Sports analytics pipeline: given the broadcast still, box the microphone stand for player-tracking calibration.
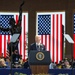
[71,43,74,75]
[10,42,13,75]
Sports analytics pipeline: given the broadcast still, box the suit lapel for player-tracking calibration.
[34,43,37,50]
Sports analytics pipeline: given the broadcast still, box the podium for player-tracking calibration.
[28,51,51,74]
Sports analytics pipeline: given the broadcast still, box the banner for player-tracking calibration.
[0,68,74,75]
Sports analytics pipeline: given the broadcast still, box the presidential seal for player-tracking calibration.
[36,52,45,61]
[14,72,19,75]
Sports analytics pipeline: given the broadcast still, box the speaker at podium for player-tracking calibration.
[28,50,51,74]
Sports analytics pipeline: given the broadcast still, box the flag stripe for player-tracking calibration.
[0,35,2,56]
[60,14,62,61]
[45,35,47,49]
[21,15,24,58]
[47,35,50,51]
[4,35,6,57]
[56,14,58,63]
[58,14,60,62]
[24,15,26,60]
[51,14,54,62]
[2,36,4,55]
[54,14,56,62]
[16,15,19,24]
[48,35,50,51]
[43,35,45,45]
[41,36,43,44]
[73,14,75,59]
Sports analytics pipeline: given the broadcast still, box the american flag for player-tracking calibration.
[36,12,65,63]
[73,13,75,59]
[0,12,28,60]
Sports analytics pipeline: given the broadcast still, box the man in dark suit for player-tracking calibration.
[28,35,46,55]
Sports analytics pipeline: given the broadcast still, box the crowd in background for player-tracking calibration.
[49,58,75,69]
[0,50,75,69]
[0,50,29,69]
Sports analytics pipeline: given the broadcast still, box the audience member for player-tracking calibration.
[0,59,7,68]
[49,62,56,69]
[19,55,23,66]
[5,57,11,68]
[12,50,20,64]
[23,58,29,69]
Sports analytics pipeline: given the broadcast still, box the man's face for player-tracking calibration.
[35,36,41,43]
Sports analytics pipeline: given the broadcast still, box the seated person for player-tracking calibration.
[23,58,29,69]
[5,57,11,68]
[13,62,22,68]
[12,50,20,64]
[19,55,23,66]
[0,59,7,68]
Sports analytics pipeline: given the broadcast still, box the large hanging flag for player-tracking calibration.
[0,12,28,60]
[36,12,65,63]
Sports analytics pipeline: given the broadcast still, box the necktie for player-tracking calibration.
[37,45,40,51]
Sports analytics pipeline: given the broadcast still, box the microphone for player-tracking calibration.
[40,44,44,51]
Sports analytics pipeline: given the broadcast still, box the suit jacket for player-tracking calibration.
[28,43,46,55]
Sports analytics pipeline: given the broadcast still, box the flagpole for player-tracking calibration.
[71,43,74,75]
[10,42,13,75]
